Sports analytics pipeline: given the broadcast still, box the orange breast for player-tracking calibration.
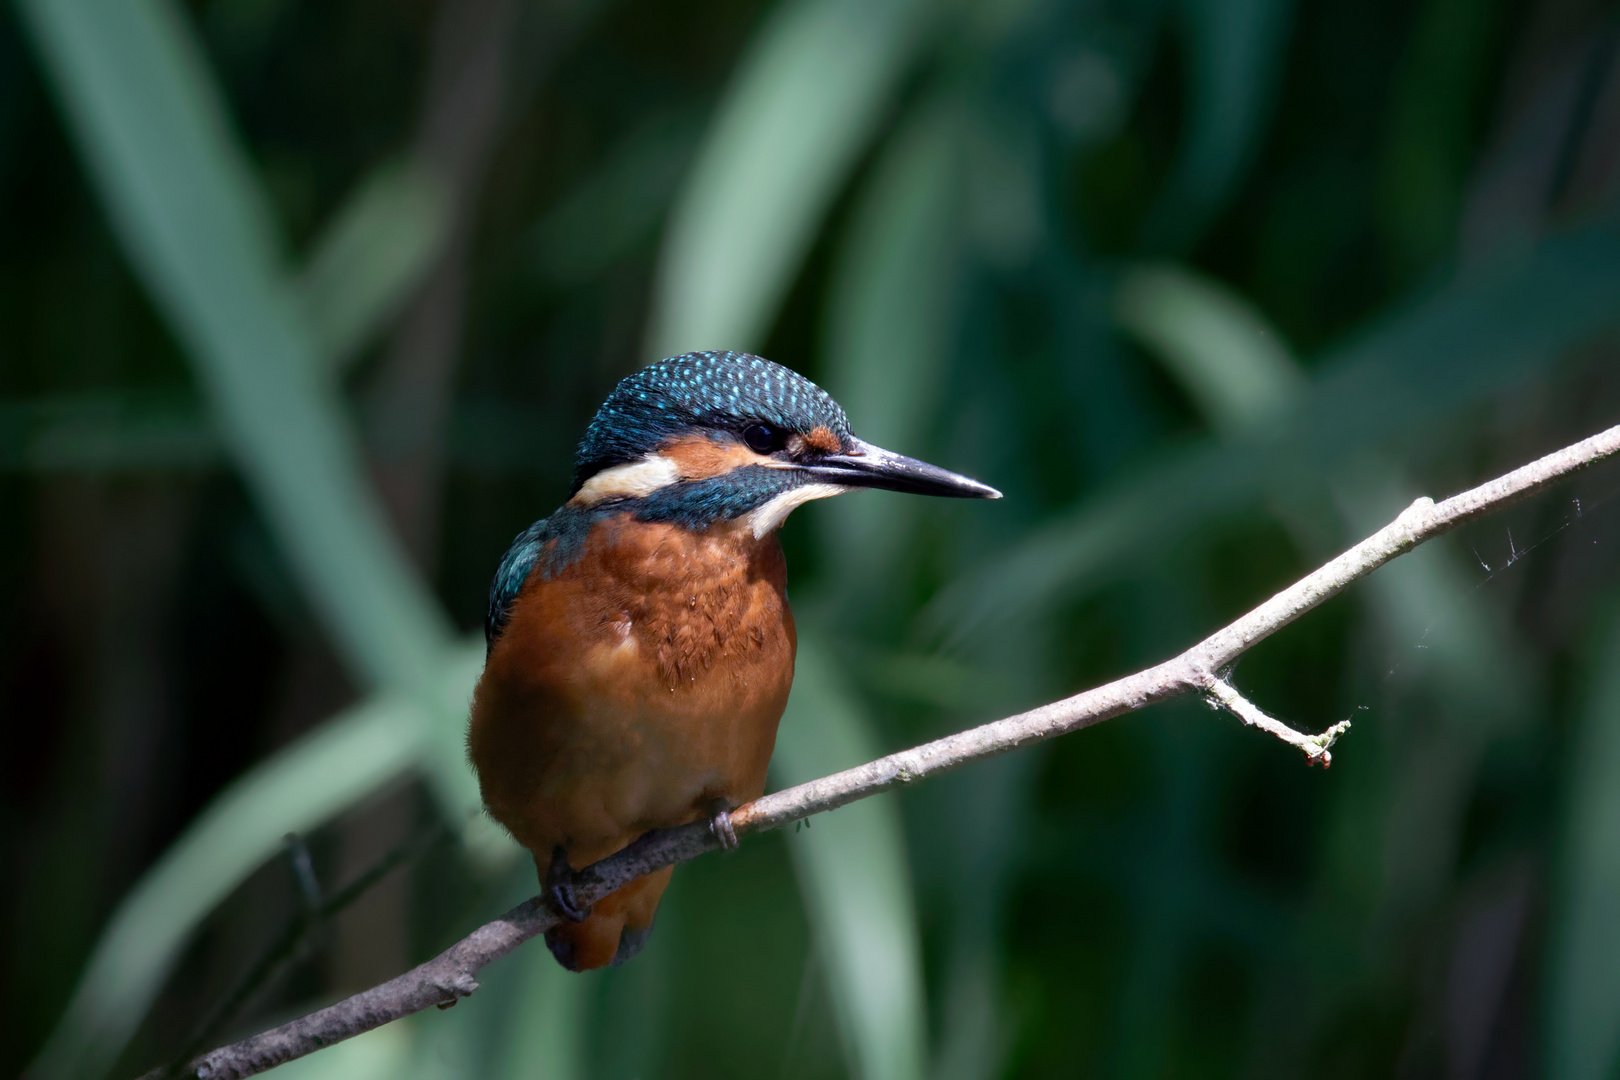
[467,513,796,871]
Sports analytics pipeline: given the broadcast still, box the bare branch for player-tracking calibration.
[172,423,1620,1080]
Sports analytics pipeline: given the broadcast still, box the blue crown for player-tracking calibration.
[571,351,851,492]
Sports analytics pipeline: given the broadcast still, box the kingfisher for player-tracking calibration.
[469,350,999,971]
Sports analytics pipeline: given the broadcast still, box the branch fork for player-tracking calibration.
[1201,675,1351,767]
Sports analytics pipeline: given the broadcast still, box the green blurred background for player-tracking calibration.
[6,0,1620,1077]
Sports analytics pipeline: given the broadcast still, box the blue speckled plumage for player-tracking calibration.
[571,350,851,491]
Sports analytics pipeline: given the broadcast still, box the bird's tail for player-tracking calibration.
[544,865,673,971]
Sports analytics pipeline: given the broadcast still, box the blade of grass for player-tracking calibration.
[26,696,427,1080]
[0,393,565,477]
[493,947,585,1080]
[396,869,588,1080]
[297,161,452,372]
[16,0,455,695]
[644,0,926,358]
[264,1020,413,1080]
[528,109,704,286]
[773,635,927,1080]
[591,917,675,1080]
[924,222,1620,645]
[819,97,960,595]
[1380,0,1507,276]
[0,392,219,472]
[813,97,974,1080]
[1111,264,1531,727]
[18,5,499,1071]
[927,749,1035,1080]
[1116,257,1535,1026]
[1113,262,1303,434]
[15,6,505,1075]
[160,823,452,1076]
[1142,0,1295,252]
[1547,611,1620,1080]
[1337,466,1531,929]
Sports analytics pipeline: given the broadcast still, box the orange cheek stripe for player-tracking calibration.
[659,433,768,479]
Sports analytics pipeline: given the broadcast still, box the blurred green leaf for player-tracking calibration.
[1547,611,1620,1080]
[493,946,585,1080]
[269,1019,414,1080]
[1143,0,1295,252]
[0,392,219,472]
[1117,256,1535,1001]
[1114,262,1304,434]
[927,749,1035,1080]
[297,161,453,371]
[16,3,502,1073]
[857,650,1010,714]
[812,97,1021,1080]
[18,0,496,843]
[1333,464,1532,929]
[819,97,960,594]
[0,393,574,477]
[1113,262,1529,712]
[590,919,675,1080]
[397,867,588,1080]
[645,0,927,357]
[16,0,453,694]
[24,641,503,1080]
[926,223,1620,645]
[773,634,927,1080]
[529,110,703,286]
[25,695,428,1080]
[1380,0,1505,275]
[1112,250,1538,1061]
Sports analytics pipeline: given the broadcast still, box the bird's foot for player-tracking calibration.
[708,800,740,852]
[544,846,588,923]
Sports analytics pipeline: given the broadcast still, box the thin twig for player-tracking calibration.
[1204,679,1351,766]
[150,825,449,1080]
[173,423,1620,1080]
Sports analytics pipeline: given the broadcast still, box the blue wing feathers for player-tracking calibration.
[485,518,548,647]
[484,507,601,648]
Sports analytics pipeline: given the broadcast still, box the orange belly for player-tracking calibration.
[468,513,795,969]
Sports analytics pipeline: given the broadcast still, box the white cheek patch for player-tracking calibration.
[744,482,848,538]
[571,454,681,506]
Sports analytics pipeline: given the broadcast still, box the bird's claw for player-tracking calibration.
[544,846,588,923]
[708,801,739,852]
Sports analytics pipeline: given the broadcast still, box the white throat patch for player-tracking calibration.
[571,454,680,506]
[744,482,847,538]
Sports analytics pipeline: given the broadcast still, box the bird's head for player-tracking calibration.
[569,350,1000,537]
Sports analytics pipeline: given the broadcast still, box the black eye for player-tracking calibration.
[742,423,781,454]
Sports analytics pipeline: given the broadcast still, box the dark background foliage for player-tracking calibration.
[6,0,1620,1078]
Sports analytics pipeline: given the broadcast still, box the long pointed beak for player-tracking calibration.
[800,437,1002,499]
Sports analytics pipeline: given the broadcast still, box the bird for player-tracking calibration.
[468,350,999,971]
